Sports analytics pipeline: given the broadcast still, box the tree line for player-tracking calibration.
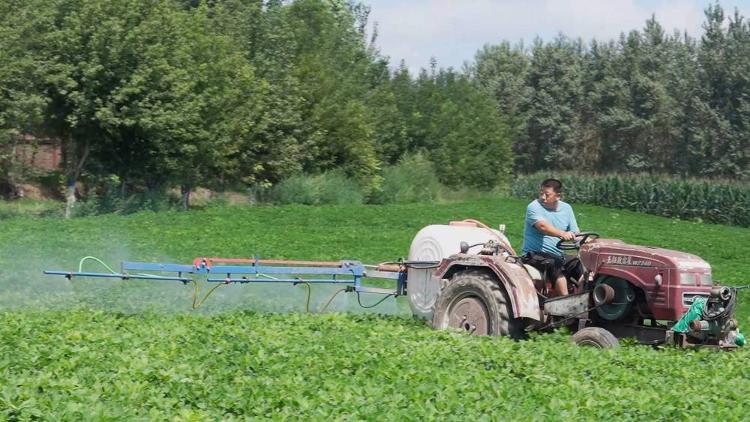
[0,1,747,213]
[474,4,749,179]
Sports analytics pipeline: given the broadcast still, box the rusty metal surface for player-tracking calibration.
[523,264,543,281]
[193,257,344,268]
[593,283,615,306]
[492,256,541,321]
[448,297,489,335]
[433,254,541,321]
[543,291,590,317]
[593,323,735,350]
[667,331,738,350]
[375,263,401,272]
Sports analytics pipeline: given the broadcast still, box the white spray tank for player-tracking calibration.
[407,221,511,320]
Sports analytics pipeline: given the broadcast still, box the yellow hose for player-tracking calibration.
[297,281,311,313]
[191,280,225,310]
[320,288,347,313]
[78,256,118,274]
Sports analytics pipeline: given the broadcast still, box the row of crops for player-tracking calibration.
[3,309,750,420]
[512,173,750,227]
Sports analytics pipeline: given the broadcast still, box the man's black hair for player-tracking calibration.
[541,178,563,194]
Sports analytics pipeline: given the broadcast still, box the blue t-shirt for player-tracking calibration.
[522,199,579,256]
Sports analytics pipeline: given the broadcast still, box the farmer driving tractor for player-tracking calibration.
[521,178,584,296]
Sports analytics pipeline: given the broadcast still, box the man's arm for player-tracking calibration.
[534,220,576,240]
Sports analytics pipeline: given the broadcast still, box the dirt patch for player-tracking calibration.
[167,188,252,206]
[220,191,252,205]
[16,184,45,200]
[190,187,213,205]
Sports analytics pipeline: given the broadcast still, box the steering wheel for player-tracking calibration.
[556,232,600,250]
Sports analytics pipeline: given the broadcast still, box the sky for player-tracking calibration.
[364,0,750,72]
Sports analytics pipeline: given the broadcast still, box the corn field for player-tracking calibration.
[511,173,750,227]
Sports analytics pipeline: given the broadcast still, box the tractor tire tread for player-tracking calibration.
[432,269,524,339]
[571,326,620,349]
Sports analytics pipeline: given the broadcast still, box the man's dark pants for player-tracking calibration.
[521,251,583,287]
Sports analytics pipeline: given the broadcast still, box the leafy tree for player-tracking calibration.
[6,0,749,213]
[482,5,749,180]
[424,70,513,189]
[0,0,47,197]
[696,5,750,178]
[377,62,417,163]
[5,0,267,212]
[518,36,584,172]
[472,41,530,153]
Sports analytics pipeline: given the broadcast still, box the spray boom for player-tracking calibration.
[44,255,408,309]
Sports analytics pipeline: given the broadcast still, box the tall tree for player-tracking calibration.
[472,41,530,152]
[519,36,584,172]
[0,0,47,197]
[422,69,514,189]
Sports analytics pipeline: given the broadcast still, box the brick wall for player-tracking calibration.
[14,137,62,171]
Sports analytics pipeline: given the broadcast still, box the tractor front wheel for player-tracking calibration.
[432,270,523,338]
[571,327,620,349]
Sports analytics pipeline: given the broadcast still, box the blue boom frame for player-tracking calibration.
[44,257,407,297]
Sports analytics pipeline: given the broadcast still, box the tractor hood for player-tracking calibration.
[581,239,711,272]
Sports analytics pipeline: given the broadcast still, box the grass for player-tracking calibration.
[1,196,750,419]
[0,198,61,219]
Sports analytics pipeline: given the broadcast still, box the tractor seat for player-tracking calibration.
[523,264,543,282]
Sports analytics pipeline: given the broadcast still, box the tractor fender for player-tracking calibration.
[434,255,541,321]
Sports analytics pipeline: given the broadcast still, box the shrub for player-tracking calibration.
[374,152,445,204]
[266,175,318,205]
[73,176,175,217]
[316,170,364,205]
[268,171,363,205]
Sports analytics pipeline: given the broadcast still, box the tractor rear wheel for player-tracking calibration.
[432,270,523,338]
[571,327,620,349]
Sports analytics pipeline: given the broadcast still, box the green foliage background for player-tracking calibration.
[1,199,750,419]
[0,0,514,202]
[5,1,749,208]
[475,7,750,180]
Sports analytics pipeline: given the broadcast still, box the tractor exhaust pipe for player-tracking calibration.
[593,283,615,306]
[710,286,732,301]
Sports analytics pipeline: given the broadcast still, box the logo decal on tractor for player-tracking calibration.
[605,255,652,267]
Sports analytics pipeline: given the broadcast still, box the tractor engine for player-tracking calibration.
[579,238,743,348]
[580,239,717,321]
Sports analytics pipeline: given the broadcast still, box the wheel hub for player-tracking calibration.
[448,296,489,335]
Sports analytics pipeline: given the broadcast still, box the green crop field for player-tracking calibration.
[2,196,750,420]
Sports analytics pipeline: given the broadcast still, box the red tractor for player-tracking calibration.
[409,222,742,349]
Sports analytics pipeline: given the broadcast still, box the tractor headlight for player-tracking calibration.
[679,272,696,285]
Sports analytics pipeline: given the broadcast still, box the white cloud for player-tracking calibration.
[365,0,746,72]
